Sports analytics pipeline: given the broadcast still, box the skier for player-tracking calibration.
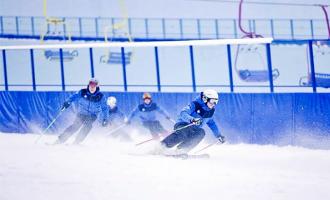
[106,96,125,125]
[105,96,131,141]
[54,78,108,144]
[160,89,225,154]
[126,92,173,139]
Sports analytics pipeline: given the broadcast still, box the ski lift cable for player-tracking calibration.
[234,0,265,74]
[40,0,78,62]
[238,0,252,36]
[234,0,281,82]
[301,5,330,88]
[99,0,134,65]
[238,0,263,38]
[319,5,330,39]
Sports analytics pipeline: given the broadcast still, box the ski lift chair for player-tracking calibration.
[234,0,280,82]
[100,51,133,64]
[41,17,78,62]
[299,73,330,88]
[300,40,330,88]
[299,5,330,88]
[100,21,134,65]
[235,43,280,82]
[45,17,65,35]
[44,50,79,61]
[238,69,280,82]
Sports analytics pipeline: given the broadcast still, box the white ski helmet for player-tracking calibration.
[107,96,117,108]
[201,89,219,104]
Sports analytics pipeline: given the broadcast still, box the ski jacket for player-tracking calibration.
[66,87,108,120]
[127,102,170,123]
[108,106,125,124]
[177,96,221,138]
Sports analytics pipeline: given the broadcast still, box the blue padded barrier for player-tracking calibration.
[0,91,329,148]
[0,92,19,132]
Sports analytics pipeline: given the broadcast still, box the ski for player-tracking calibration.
[164,153,210,159]
[127,152,210,159]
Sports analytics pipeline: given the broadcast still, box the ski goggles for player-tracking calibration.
[208,98,219,105]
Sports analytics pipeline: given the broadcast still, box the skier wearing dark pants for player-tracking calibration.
[126,92,173,139]
[163,122,206,150]
[58,113,98,144]
[105,96,131,141]
[106,96,126,125]
[55,78,108,144]
[161,89,225,154]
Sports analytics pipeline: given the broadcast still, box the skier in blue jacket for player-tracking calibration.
[161,89,225,154]
[54,78,108,144]
[126,92,173,139]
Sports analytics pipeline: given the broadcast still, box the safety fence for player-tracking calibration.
[1,91,329,149]
[0,16,330,41]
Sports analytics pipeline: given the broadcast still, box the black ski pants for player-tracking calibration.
[142,120,167,138]
[161,122,205,152]
[58,113,97,144]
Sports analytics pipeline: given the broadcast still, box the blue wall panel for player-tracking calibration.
[252,94,294,145]
[294,93,330,135]
[44,92,74,132]
[16,92,48,133]
[0,91,329,148]
[0,92,19,132]
[217,93,253,143]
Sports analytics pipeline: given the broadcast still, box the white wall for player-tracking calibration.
[1,0,330,93]
[1,0,330,19]
[1,41,330,93]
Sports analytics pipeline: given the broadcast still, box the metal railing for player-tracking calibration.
[0,16,329,41]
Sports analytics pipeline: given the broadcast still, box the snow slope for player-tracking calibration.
[0,133,330,200]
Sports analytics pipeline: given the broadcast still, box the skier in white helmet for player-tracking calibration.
[106,96,125,125]
[161,89,225,154]
[105,96,131,141]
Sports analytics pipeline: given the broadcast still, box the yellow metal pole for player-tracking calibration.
[118,0,132,42]
[43,0,48,18]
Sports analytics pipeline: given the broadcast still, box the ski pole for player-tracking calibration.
[194,141,219,154]
[135,138,155,146]
[105,123,127,137]
[169,118,176,124]
[135,122,195,146]
[34,108,65,144]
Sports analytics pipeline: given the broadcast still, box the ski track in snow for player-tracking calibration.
[1,133,330,200]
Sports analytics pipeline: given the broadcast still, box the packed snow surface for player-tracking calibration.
[1,133,330,200]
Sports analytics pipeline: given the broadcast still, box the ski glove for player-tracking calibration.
[61,101,71,110]
[218,135,225,144]
[191,118,202,125]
